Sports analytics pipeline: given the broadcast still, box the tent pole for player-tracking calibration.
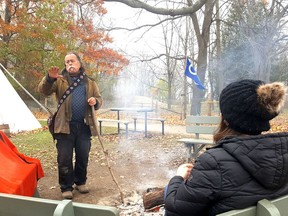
[0,63,52,115]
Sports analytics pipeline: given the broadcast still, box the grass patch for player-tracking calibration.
[38,119,48,127]
[9,128,57,171]
[8,125,119,170]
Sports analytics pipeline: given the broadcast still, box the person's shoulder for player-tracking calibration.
[196,147,234,168]
[85,75,96,82]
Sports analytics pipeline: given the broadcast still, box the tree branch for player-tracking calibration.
[104,16,182,32]
[103,0,208,16]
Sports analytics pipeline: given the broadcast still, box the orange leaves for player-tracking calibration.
[56,44,67,53]
[69,19,129,76]
[0,20,25,36]
[71,20,112,46]
[88,49,129,76]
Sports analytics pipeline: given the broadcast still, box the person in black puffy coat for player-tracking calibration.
[164,79,288,216]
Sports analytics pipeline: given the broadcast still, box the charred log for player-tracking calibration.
[143,187,165,211]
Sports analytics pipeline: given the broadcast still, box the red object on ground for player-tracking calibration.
[0,131,44,196]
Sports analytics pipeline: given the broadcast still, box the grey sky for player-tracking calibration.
[103,2,165,57]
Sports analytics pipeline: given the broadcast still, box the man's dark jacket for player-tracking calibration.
[165,133,288,216]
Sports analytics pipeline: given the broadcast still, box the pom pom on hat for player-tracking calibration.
[219,79,286,135]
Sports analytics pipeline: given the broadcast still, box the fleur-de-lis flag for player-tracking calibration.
[184,58,206,90]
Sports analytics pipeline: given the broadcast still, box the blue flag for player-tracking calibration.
[184,58,206,90]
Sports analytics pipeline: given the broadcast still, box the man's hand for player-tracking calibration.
[48,66,63,79]
[88,97,97,106]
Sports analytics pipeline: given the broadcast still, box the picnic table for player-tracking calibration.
[110,107,154,137]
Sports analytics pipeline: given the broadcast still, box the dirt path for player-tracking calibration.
[37,132,187,215]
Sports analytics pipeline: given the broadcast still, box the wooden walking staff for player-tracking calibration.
[90,106,125,204]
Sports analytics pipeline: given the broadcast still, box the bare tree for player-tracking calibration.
[103,0,215,115]
[220,0,288,83]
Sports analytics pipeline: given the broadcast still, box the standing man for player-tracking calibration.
[38,52,103,199]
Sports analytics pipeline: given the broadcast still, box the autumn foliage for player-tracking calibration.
[0,0,128,96]
[70,20,129,76]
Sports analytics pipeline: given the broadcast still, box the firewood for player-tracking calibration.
[143,187,165,210]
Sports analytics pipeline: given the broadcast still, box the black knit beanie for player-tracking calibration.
[219,79,286,135]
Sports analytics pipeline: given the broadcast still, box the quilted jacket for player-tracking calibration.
[38,69,102,136]
[165,132,288,216]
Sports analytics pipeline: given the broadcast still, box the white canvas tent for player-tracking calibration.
[0,68,41,133]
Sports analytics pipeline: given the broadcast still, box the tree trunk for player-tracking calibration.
[216,0,224,96]
[189,0,214,115]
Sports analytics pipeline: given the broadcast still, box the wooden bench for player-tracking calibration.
[217,194,288,216]
[0,192,119,216]
[98,119,131,138]
[178,115,220,162]
[132,117,165,135]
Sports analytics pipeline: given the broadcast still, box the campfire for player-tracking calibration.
[117,189,166,215]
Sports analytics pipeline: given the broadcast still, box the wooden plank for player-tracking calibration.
[186,116,220,124]
[54,200,75,216]
[132,117,165,135]
[98,119,130,138]
[133,117,165,121]
[178,138,213,145]
[216,206,256,216]
[73,202,119,216]
[98,119,131,124]
[256,199,279,216]
[0,193,119,216]
[186,125,218,134]
[0,193,59,216]
[270,195,288,216]
[216,195,288,216]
